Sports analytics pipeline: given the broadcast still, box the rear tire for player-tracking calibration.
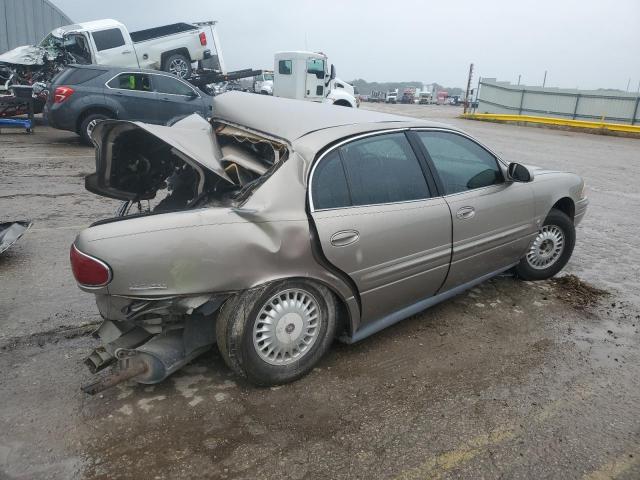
[515,208,575,281]
[216,280,337,386]
[165,53,192,79]
[79,112,112,146]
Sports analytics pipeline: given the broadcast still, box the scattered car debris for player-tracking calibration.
[550,274,609,309]
[0,220,33,255]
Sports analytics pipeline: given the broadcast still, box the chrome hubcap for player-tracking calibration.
[253,289,320,366]
[169,59,189,78]
[86,119,98,138]
[526,225,565,270]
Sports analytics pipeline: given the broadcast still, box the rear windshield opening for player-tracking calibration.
[87,119,289,220]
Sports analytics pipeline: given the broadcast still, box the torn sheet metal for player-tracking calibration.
[0,220,33,254]
[89,114,235,201]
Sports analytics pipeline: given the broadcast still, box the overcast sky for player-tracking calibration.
[53,0,640,91]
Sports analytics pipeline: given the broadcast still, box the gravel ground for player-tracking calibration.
[0,105,639,480]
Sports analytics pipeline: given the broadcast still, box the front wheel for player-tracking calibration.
[515,208,576,281]
[216,280,337,386]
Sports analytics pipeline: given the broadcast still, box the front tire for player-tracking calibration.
[216,280,337,386]
[515,208,575,281]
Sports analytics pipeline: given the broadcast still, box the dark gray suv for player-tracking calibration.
[46,65,212,144]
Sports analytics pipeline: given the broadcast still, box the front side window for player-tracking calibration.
[312,132,431,210]
[153,75,195,96]
[416,131,503,195]
[306,58,325,78]
[340,133,430,206]
[278,60,292,75]
[92,28,126,51]
[108,73,151,92]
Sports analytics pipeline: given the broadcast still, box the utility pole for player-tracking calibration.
[626,78,631,92]
[542,70,547,88]
[463,63,474,114]
[517,74,521,85]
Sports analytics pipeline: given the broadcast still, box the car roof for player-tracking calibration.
[212,91,451,145]
[66,64,189,77]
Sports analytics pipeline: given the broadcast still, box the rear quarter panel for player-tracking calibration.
[74,154,359,322]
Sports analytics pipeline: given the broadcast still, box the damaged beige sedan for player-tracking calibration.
[72,92,588,393]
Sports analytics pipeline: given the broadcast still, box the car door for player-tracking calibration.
[411,130,536,290]
[91,27,139,67]
[309,131,452,325]
[151,74,209,123]
[105,72,158,123]
[305,57,326,101]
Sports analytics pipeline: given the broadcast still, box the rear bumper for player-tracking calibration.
[574,198,588,226]
[46,104,76,132]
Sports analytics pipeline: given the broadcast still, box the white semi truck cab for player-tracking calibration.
[273,51,358,107]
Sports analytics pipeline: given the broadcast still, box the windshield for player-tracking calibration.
[39,33,64,48]
[263,73,273,81]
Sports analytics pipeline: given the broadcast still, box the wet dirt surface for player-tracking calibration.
[1,108,639,479]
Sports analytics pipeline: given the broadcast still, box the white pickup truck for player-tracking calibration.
[0,18,212,90]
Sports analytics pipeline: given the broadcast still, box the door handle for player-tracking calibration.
[330,230,359,247]
[122,50,132,54]
[456,206,476,219]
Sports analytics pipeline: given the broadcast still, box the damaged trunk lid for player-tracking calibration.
[86,113,288,216]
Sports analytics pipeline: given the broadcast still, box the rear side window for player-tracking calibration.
[416,131,503,194]
[107,73,151,91]
[312,150,351,210]
[339,133,430,206]
[153,75,195,96]
[92,28,126,51]
[278,60,292,75]
[311,133,431,210]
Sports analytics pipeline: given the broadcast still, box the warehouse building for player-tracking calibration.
[0,0,73,54]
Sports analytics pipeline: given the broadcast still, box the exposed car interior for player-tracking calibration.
[86,117,289,217]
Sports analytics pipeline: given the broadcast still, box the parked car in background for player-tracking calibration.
[386,89,398,103]
[46,65,212,144]
[72,92,587,393]
[253,70,274,95]
[419,91,434,104]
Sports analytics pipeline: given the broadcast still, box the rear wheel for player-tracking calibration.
[79,112,112,146]
[515,208,575,281]
[165,53,192,79]
[216,280,337,386]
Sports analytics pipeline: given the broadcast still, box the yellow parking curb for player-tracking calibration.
[461,113,640,134]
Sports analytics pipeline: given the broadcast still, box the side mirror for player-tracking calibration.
[186,90,199,100]
[507,162,533,182]
[330,64,336,80]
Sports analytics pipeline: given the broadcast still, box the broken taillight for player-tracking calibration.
[53,86,75,104]
[70,244,111,287]
[199,32,207,46]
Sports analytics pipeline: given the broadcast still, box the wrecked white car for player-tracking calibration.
[72,92,587,394]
